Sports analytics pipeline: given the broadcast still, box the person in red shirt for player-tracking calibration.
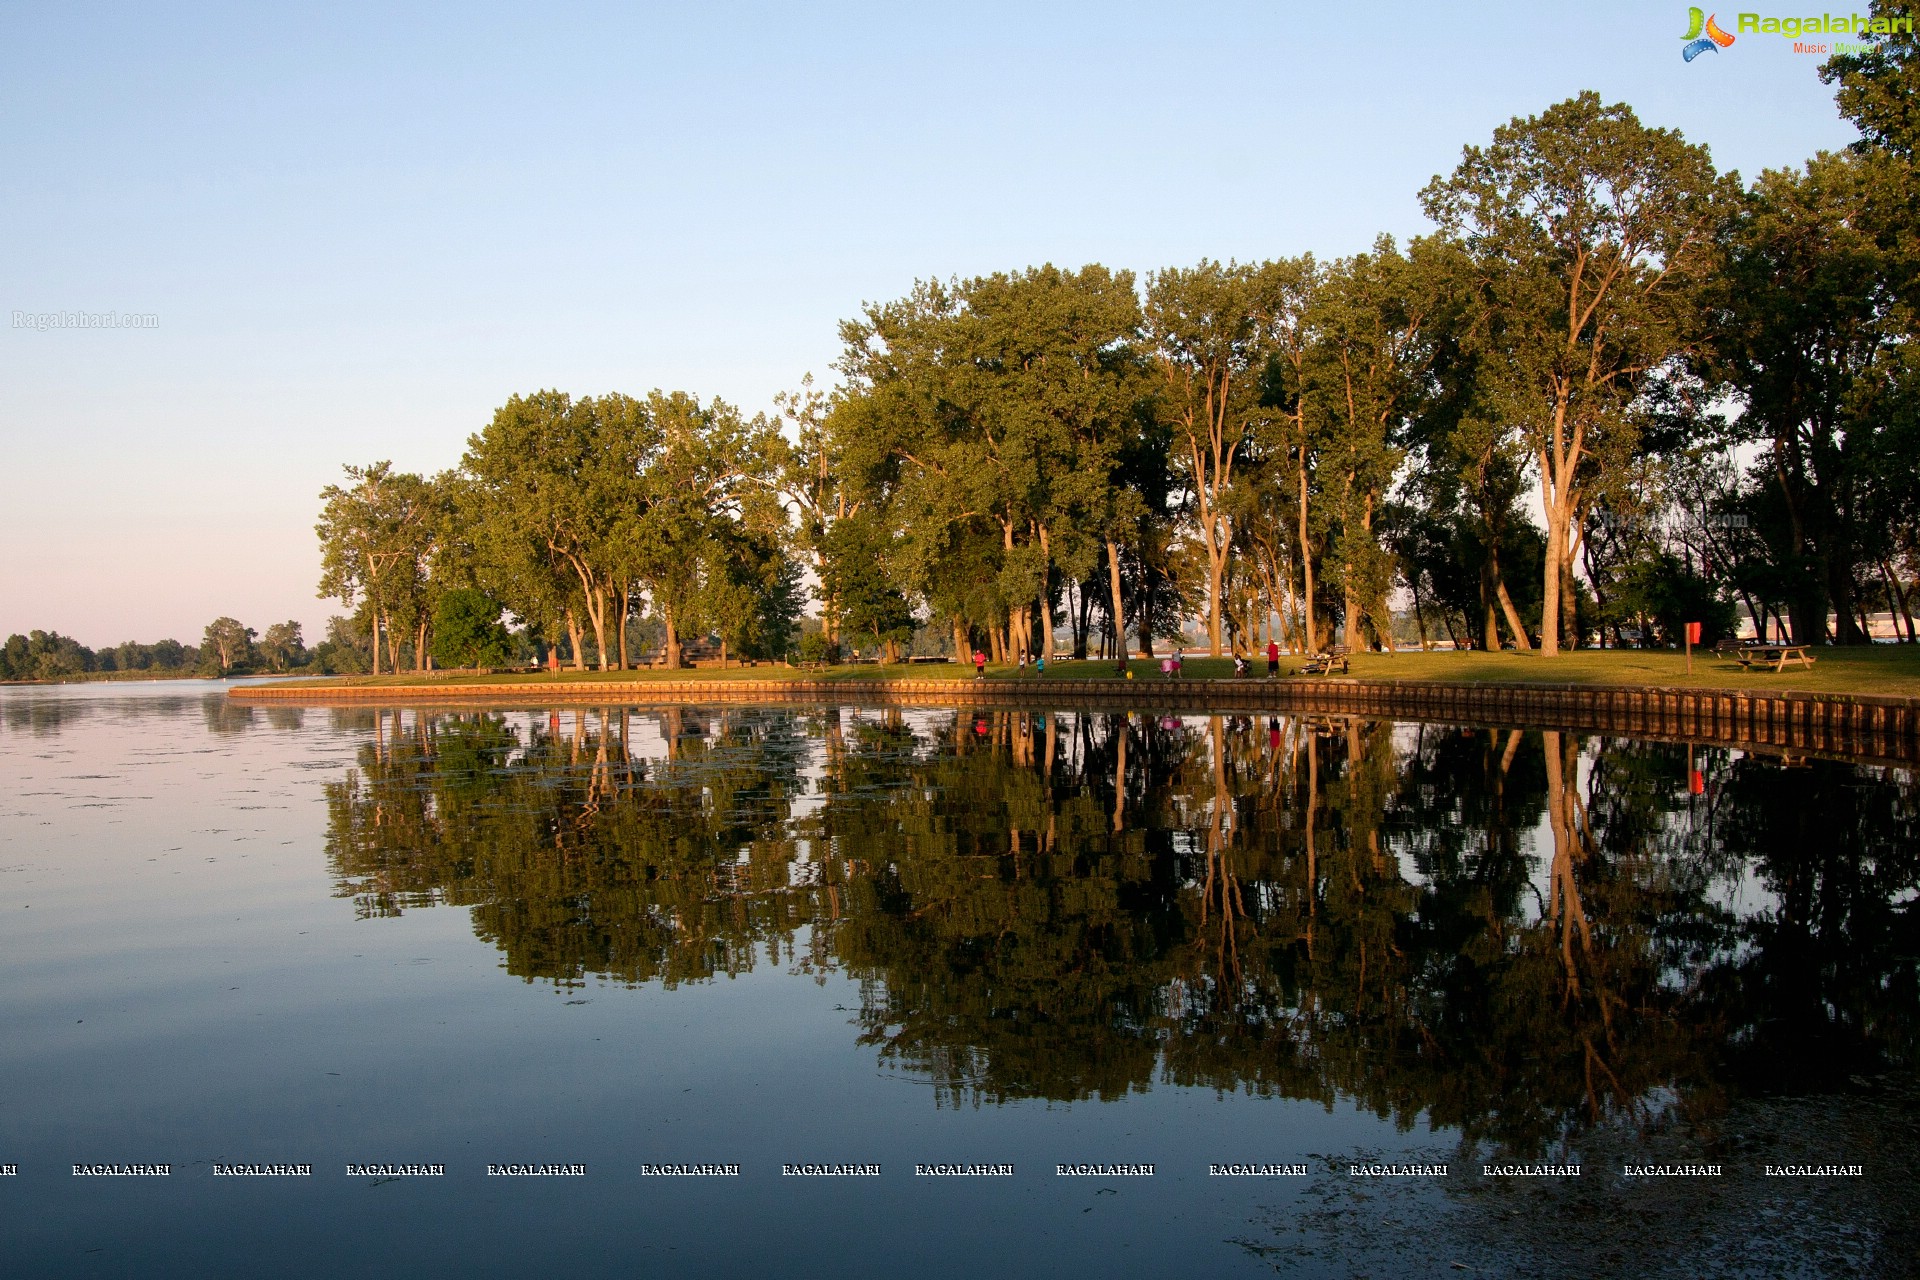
[1266,639,1280,678]
[973,649,986,679]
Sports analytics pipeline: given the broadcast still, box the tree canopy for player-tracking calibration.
[313,75,1920,662]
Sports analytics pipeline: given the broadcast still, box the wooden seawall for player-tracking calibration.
[231,676,1920,768]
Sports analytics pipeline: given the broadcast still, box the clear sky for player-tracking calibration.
[0,0,1861,647]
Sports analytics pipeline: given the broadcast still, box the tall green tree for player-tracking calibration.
[764,374,864,650]
[1711,151,1911,643]
[316,462,436,676]
[837,265,1148,661]
[1422,93,1732,654]
[1302,237,1452,649]
[466,392,635,669]
[258,621,305,672]
[1146,260,1309,656]
[626,390,778,668]
[201,617,255,674]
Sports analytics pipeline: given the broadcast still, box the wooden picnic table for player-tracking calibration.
[1734,642,1815,673]
[1300,645,1350,675]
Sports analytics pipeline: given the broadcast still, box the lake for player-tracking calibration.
[1,681,1914,1277]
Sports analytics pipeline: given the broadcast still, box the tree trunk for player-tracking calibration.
[1074,578,1092,659]
[663,601,682,669]
[1206,538,1227,658]
[567,609,585,671]
[952,617,970,662]
[1540,504,1566,657]
[588,585,610,670]
[1039,584,1055,663]
[1298,454,1317,654]
[1496,573,1530,651]
[616,587,629,671]
[1559,554,1579,650]
[1037,527,1056,662]
[1105,538,1128,661]
[1831,553,1868,645]
[1885,559,1917,642]
[1484,536,1531,651]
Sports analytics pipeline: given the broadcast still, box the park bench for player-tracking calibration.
[1300,644,1350,675]
[1734,642,1815,673]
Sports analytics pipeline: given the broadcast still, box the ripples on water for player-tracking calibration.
[1,681,1915,1277]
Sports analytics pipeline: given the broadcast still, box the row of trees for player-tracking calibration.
[0,619,330,681]
[316,26,1918,662]
[315,396,801,673]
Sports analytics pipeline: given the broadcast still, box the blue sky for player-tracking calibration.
[0,1,1861,645]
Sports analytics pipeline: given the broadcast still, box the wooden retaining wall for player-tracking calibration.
[230,676,1920,768]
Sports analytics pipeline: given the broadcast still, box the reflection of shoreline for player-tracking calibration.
[232,674,1920,768]
[321,706,1919,1167]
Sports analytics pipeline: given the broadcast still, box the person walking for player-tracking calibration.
[1018,652,1027,676]
[1035,655,1045,677]
[1266,638,1280,678]
[973,649,986,679]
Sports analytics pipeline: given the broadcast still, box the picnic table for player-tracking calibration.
[1732,641,1815,673]
[1300,645,1350,675]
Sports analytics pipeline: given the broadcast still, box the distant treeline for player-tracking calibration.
[315,48,1920,674]
[0,618,370,682]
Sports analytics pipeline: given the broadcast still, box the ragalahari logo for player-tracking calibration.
[1682,8,1737,59]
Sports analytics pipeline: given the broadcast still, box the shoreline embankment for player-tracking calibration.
[229,676,1920,768]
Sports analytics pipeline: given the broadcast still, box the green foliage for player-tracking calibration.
[314,614,371,675]
[315,462,439,675]
[429,589,512,669]
[1612,551,1740,647]
[797,629,835,665]
[1422,92,1735,653]
[1709,148,1916,644]
[259,621,307,672]
[0,630,94,679]
[820,511,914,657]
[199,617,256,674]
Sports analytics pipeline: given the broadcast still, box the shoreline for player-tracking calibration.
[228,673,1920,768]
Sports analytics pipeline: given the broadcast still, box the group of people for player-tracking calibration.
[967,640,1287,680]
[972,649,1049,678]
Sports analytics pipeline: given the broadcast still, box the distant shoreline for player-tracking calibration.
[0,671,310,687]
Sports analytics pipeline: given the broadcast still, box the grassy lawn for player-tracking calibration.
[270,645,1920,699]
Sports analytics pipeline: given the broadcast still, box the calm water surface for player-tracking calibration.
[1,681,1915,1277]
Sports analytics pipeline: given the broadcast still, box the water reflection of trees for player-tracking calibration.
[324,705,1918,1157]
